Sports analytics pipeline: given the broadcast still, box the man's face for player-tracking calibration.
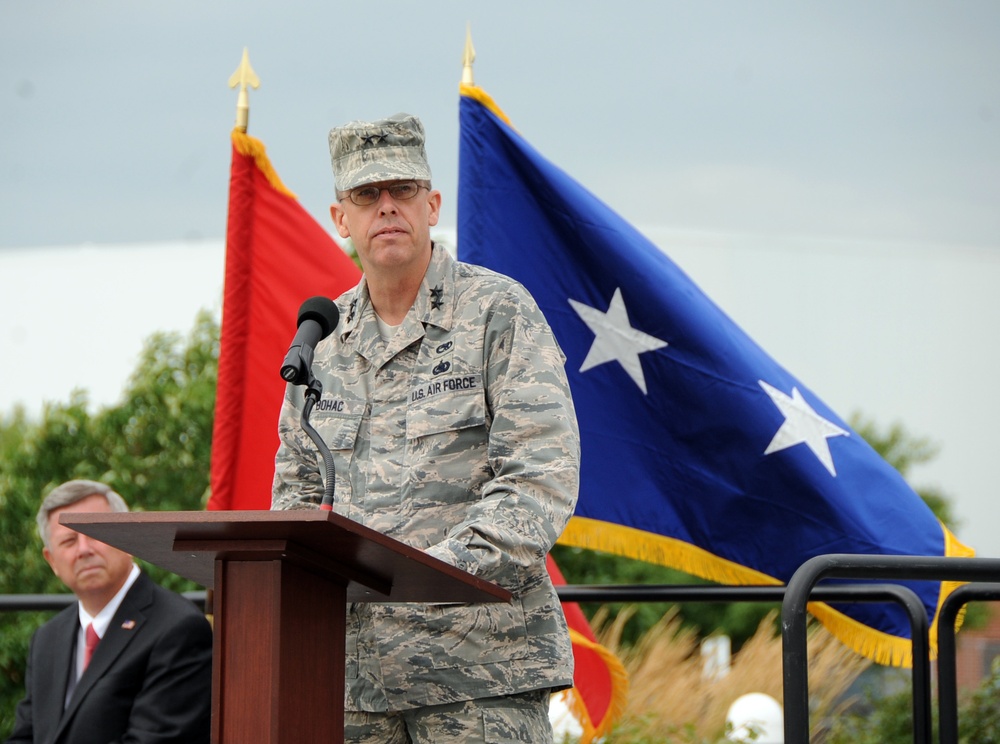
[330,180,441,275]
[43,493,133,605]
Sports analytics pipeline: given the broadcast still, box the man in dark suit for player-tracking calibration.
[6,480,213,744]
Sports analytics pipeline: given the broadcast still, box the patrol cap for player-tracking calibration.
[328,112,432,192]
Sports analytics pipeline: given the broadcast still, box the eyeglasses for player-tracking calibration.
[341,181,428,207]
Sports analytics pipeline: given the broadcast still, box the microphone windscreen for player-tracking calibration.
[296,296,340,339]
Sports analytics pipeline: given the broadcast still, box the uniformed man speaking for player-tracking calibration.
[271,113,581,743]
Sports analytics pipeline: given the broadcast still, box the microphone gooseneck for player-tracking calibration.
[279,296,341,510]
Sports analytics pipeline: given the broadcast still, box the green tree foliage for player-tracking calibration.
[549,546,779,650]
[825,658,1000,744]
[959,657,1000,743]
[0,311,218,735]
[848,413,956,528]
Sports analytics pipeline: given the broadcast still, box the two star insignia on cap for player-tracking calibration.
[359,133,384,147]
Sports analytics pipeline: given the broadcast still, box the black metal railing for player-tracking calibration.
[4,555,1000,744]
[781,555,1000,744]
[560,583,929,742]
[0,592,207,612]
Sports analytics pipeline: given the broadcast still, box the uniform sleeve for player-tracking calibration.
[271,383,325,511]
[423,284,581,583]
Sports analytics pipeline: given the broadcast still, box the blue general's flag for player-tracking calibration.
[456,84,973,666]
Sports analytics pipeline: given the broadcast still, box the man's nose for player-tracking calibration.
[376,189,398,214]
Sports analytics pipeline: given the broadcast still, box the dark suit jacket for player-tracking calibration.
[6,572,213,744]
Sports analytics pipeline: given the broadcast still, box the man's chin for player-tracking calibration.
[370,233,410,249]
[74,567,107,585]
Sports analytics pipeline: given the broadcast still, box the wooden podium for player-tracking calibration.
[62,510,511,744]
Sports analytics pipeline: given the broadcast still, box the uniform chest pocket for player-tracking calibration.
[315,408,364,451]
[405,375,486,440]
[312,408,365,505]
[404,383,489,502]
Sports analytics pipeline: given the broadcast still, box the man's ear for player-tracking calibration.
[426,190,442,227]
[42,547,55,573]
[330,203,351,239]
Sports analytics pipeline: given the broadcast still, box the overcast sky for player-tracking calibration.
[3,1,998,250]
[2,2,999,555]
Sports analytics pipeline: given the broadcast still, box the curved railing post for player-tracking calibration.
[937,583,1000,744]
[559,581,930,741]
[782,554,1000,744]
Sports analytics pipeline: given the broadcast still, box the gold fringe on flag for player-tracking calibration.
[459,83,513,127]
[231,128,298,200]
[561,628,630,743]
[558,515,974,668]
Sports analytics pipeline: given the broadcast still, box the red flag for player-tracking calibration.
[546,555,628,742]
[209,129,361,511]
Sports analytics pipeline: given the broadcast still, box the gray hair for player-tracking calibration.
[37,479,129,549]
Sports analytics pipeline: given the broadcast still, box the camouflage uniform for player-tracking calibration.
[272,243,580,716]
[343,690,552,743]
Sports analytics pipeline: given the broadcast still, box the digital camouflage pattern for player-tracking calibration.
[344,690,553,743]
[272,244,580,713]
[328,112,432,192]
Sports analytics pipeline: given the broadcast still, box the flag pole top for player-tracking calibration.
[228,47,260,133]
[461,24,475,86]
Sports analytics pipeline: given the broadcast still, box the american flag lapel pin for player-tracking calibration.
[121,620,136,630]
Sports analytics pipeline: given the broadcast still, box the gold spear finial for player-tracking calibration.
[461,24,476,86]
[228,47,260,132]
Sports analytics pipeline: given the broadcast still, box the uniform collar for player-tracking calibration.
[340,243,456,347]
[411,243,455,333]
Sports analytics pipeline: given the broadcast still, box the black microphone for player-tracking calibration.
[279,297,340,385]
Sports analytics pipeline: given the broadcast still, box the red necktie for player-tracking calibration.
[83,623,100,669]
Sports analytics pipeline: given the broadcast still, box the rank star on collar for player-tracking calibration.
[429,285,444,310]
[759,380,849,476]
[569,287,668,395]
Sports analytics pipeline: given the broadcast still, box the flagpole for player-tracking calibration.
[461,24,475,86]
[228,47,260,133]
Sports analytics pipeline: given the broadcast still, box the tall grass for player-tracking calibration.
[595,608,871,742]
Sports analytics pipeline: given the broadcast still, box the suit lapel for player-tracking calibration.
[60,573,153,728]
[34,608,78,736]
